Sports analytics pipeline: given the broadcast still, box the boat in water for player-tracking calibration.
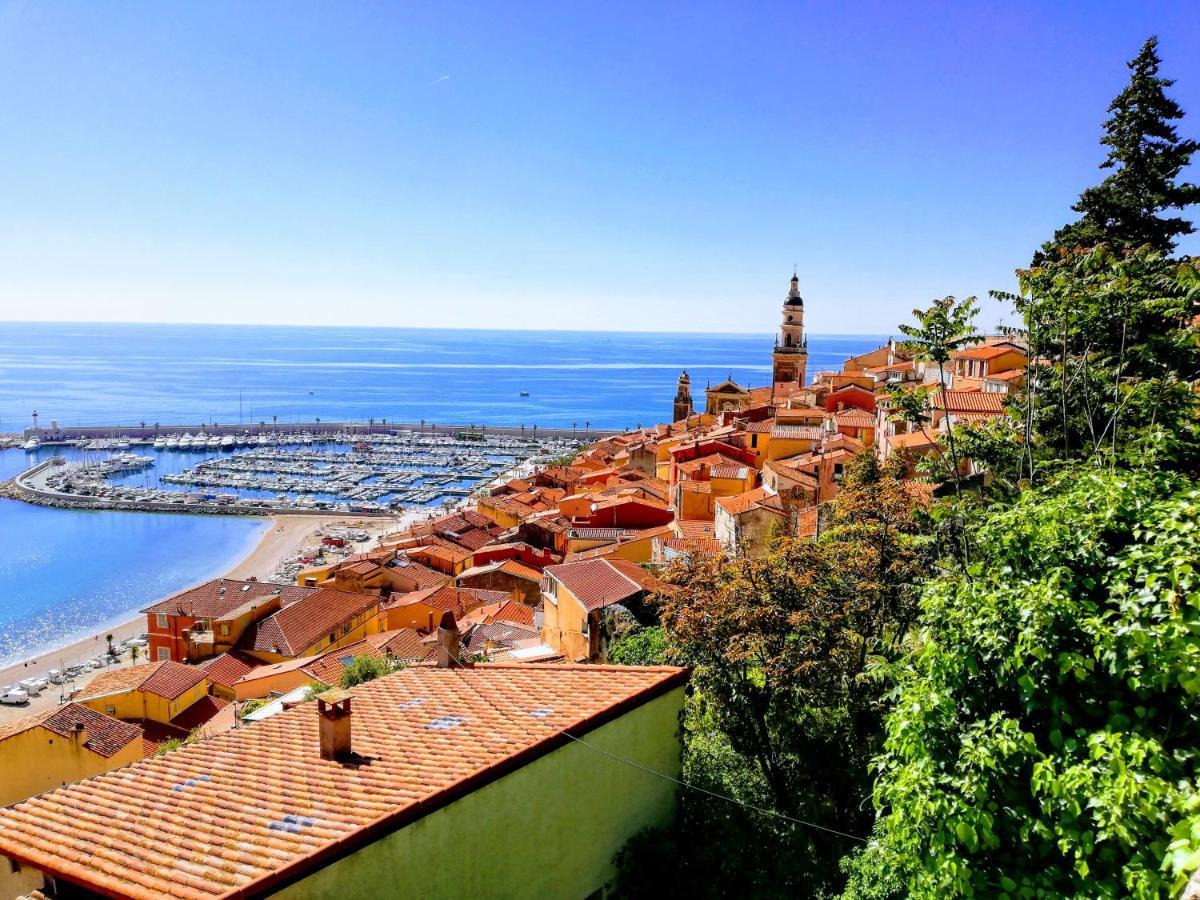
[21,438,40,451]
[153,437,167,449]
[220,436,236,450]
[519,391,530,397]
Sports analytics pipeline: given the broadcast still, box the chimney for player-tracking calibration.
[435,611,470,668]
[71,721,89,746]
[316,688,353,761]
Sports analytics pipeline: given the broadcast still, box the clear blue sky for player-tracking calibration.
[1,1,1197,334]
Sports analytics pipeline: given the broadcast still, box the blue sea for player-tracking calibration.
[0,323,881,667]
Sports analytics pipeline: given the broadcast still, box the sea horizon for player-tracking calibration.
[0,324,882,669]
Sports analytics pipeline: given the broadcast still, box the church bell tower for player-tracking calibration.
[673,370,694,422]
[771,272,808,387]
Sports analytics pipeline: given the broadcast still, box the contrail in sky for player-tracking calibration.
[429,75,450,86]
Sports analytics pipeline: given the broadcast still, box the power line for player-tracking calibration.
[444,648,867,844]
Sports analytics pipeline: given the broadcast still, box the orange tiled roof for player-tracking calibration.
[930,389,1007,414]
[673,519,716,539]
[251,589,382,657]
[0,703,142,758]
[301,638,387,685]
[832,409,876,429]
[544,558,663,611]
[497,558,543,580]
[715,486,785,517]
[0,664,688,900]
[80,660,207,702]
[367,628,434,662]
[953,343,1024,360]
[142,579,311,618]
[888,429,940,450]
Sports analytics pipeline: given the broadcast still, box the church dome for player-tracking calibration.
[784,273,804,307]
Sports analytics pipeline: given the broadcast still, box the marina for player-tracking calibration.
[3,430,578,517]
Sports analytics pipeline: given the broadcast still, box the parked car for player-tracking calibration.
[0,688,30,705]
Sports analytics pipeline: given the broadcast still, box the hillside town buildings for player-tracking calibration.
[0,272,1027,895]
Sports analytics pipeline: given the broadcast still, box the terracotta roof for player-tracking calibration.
[385,585,504,620]
[169,695,231,733]
[250,589,382,657]
[674,520,716,539]
[497,559,543,580]
[79,661,207,702]
[953,343,1024,360]
[196,652,260,689]
[387,556,449,588]
[716,486,785,518]
[770,425,823,441]
[709,465,750,480]
[659,537,723,557]
[464,622,540,654]
[142,580,311,618]
[452,528,494,551]
[832,409,876,428]
[986,368,1026,381]
[930,390,1007,414]
[366,628,431,662]
[888,430,940,450]
[544,558,663,611]
[0,665,688,900]
[0,703,142,759]
[301,638,387,685]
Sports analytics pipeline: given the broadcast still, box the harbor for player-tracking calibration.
[2,429,579,517]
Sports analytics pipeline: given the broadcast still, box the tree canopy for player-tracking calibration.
[1041,37,1199,260]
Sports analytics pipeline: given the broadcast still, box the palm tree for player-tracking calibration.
[897,295,979,502]
[129,645,141,666]
[106,633,114,659]
[572,422,577,439]
[584,421,590,439]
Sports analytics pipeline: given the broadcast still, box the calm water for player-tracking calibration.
[0,323,881,668]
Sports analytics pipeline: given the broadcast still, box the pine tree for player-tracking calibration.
[1040,37,1199,260]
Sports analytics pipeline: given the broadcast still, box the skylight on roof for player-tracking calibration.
[398,697,428,709]
[424,715,467,730]
[338,655,356,666]
[528,707,554,719]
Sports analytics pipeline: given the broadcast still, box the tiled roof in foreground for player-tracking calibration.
[0,664,687,900]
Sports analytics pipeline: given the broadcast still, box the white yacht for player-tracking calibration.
[220,435,236,450]
[178,433,193,449]
[165,436,180,449]
[21,438,40,451]
[153,437,167,449]
[207,435,222,449]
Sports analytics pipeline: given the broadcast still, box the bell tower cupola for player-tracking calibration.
[673,369,694,422]
[772,270,808,387]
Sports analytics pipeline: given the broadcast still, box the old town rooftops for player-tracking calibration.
[543,558,664,611]
[142,579,313,619]
[0,703,142,759]
[79,660,207,702]
[0,664,688,900]
[250,588,382,657]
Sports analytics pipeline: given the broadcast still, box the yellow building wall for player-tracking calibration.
[539,584,591,663]
[233,669,313,702]
[477,500,522,529]
[766,436,818,461]
[82,679,208,725]
[0,725,143,808]
[276,686,685,900]
[675,486,714,521]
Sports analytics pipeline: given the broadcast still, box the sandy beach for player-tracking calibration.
[0,513,399,722]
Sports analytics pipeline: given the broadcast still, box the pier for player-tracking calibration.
[13,420,616,444]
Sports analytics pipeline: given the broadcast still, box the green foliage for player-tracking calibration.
[608,626,668,666]
[338,654,394,689]
[238,697,269,719]
[1042,37,1199,259]
[303,680,329,700]
[1004,246,1200,473]
[864,469,1200,897]
[154,737,184,756]
[611,456,932,896]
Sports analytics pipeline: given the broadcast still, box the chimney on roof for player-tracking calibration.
[316,688,353,761]
[436,612,471,668]
[71,721,89,745]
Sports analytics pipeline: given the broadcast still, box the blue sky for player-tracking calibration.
[0,1,1197,334]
